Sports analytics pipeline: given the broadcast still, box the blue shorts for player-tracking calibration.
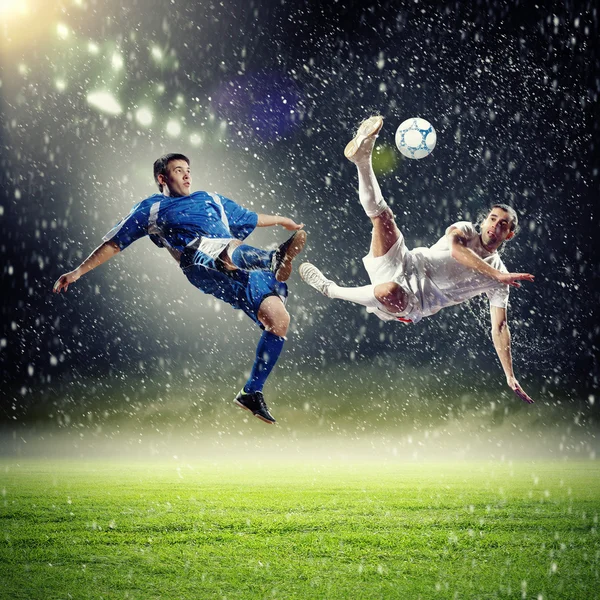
[183,265,288,327]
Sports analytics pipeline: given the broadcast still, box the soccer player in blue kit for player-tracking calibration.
[53,153,307,424]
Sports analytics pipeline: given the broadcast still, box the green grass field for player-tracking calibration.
[1,460,599,599]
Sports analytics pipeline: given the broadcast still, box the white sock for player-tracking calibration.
[357,162,388,218]
[328,283,379,309]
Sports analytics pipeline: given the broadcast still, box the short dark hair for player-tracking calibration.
[477,203,520,235]
[153,153,190,192]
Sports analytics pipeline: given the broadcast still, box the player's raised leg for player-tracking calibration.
[234,296,289,424]
[299,117,408,314]
[345,116,401,259]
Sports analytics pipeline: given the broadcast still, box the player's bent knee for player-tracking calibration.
[374,281,400,298]
[272,308,290,337]
[258,297,290,337]
[374,281,408,312]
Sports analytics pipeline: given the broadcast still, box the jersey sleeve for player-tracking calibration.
[219,195,258,240]
[102,202,150,251]
[445,221,477,240]
[486,285,509,308]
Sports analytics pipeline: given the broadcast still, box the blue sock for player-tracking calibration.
[230,245,274,271]
[244,330,286,393]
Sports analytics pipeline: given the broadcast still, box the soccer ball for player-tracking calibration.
[395,118,436,159]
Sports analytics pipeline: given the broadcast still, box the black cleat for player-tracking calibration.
[234,390,277,424]
[271,230,307,282]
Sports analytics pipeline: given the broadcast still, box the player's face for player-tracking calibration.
[480,208,515,250]
[162,159,191,197]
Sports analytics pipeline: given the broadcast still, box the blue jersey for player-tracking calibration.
[102,191,283,327]
[102,191,258,254]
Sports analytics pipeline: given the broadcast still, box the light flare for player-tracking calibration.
[56,22,69,40]
[111,52,124,71]
[166,119,181,137]
[135,107,153,127]
[0,0,29,16]
[87,90,122,115]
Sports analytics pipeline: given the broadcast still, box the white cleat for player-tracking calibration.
[344,115,384,163]
[299,262,334,297]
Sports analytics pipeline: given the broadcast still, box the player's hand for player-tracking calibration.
[507,376,534,404]
[496,272,535,288]
[53,271,80,293]
[279,218,304,231]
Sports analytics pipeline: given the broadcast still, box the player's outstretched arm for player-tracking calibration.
[257,214,304,231]
[490,305,534,404]
[53,241,120,293]
[448,230,534,287]
[494,271,535,288]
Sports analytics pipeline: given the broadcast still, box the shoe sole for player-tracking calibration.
[234,399,275,424]
[255,413,276,424]
[344,116,384,160]
[275,230,307,282]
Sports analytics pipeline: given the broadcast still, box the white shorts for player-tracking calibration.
[361,234,423,323]
[189,236,232,259]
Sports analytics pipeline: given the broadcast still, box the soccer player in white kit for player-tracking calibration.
[299,116,535,404]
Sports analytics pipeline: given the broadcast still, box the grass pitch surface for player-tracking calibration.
[1,460,599,599]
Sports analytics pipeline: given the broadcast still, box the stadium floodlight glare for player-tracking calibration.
[87,90,122,115]
[135,107,153,127]
[151,46,163,62]
[0,0,29,17]
[56,22,69,39]
[111,52,124,71]
[166,119,181,137]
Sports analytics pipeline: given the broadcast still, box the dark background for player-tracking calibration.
[0,0,598,427]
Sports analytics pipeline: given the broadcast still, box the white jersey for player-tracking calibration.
[362,221,510,323]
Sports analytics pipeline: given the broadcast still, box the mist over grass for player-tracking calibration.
[2,362,597,461]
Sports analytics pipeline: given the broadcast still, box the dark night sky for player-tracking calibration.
[0,0,598,421]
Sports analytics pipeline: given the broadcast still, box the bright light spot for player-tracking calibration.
[88,42,99,54]
[56,23,69,40]
[87,90,122,115]
[166,119,181,137]
[18,64,28,76]
[189,133,202,146]
[156,83,165,94]
[135,107,153,127]
[55,79,67,92]
[111,52,124,71]
[151,46,163,61]
[0,0,29,16]
[175,94,184,106]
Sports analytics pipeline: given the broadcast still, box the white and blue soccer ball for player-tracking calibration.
[395,118,436,159]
